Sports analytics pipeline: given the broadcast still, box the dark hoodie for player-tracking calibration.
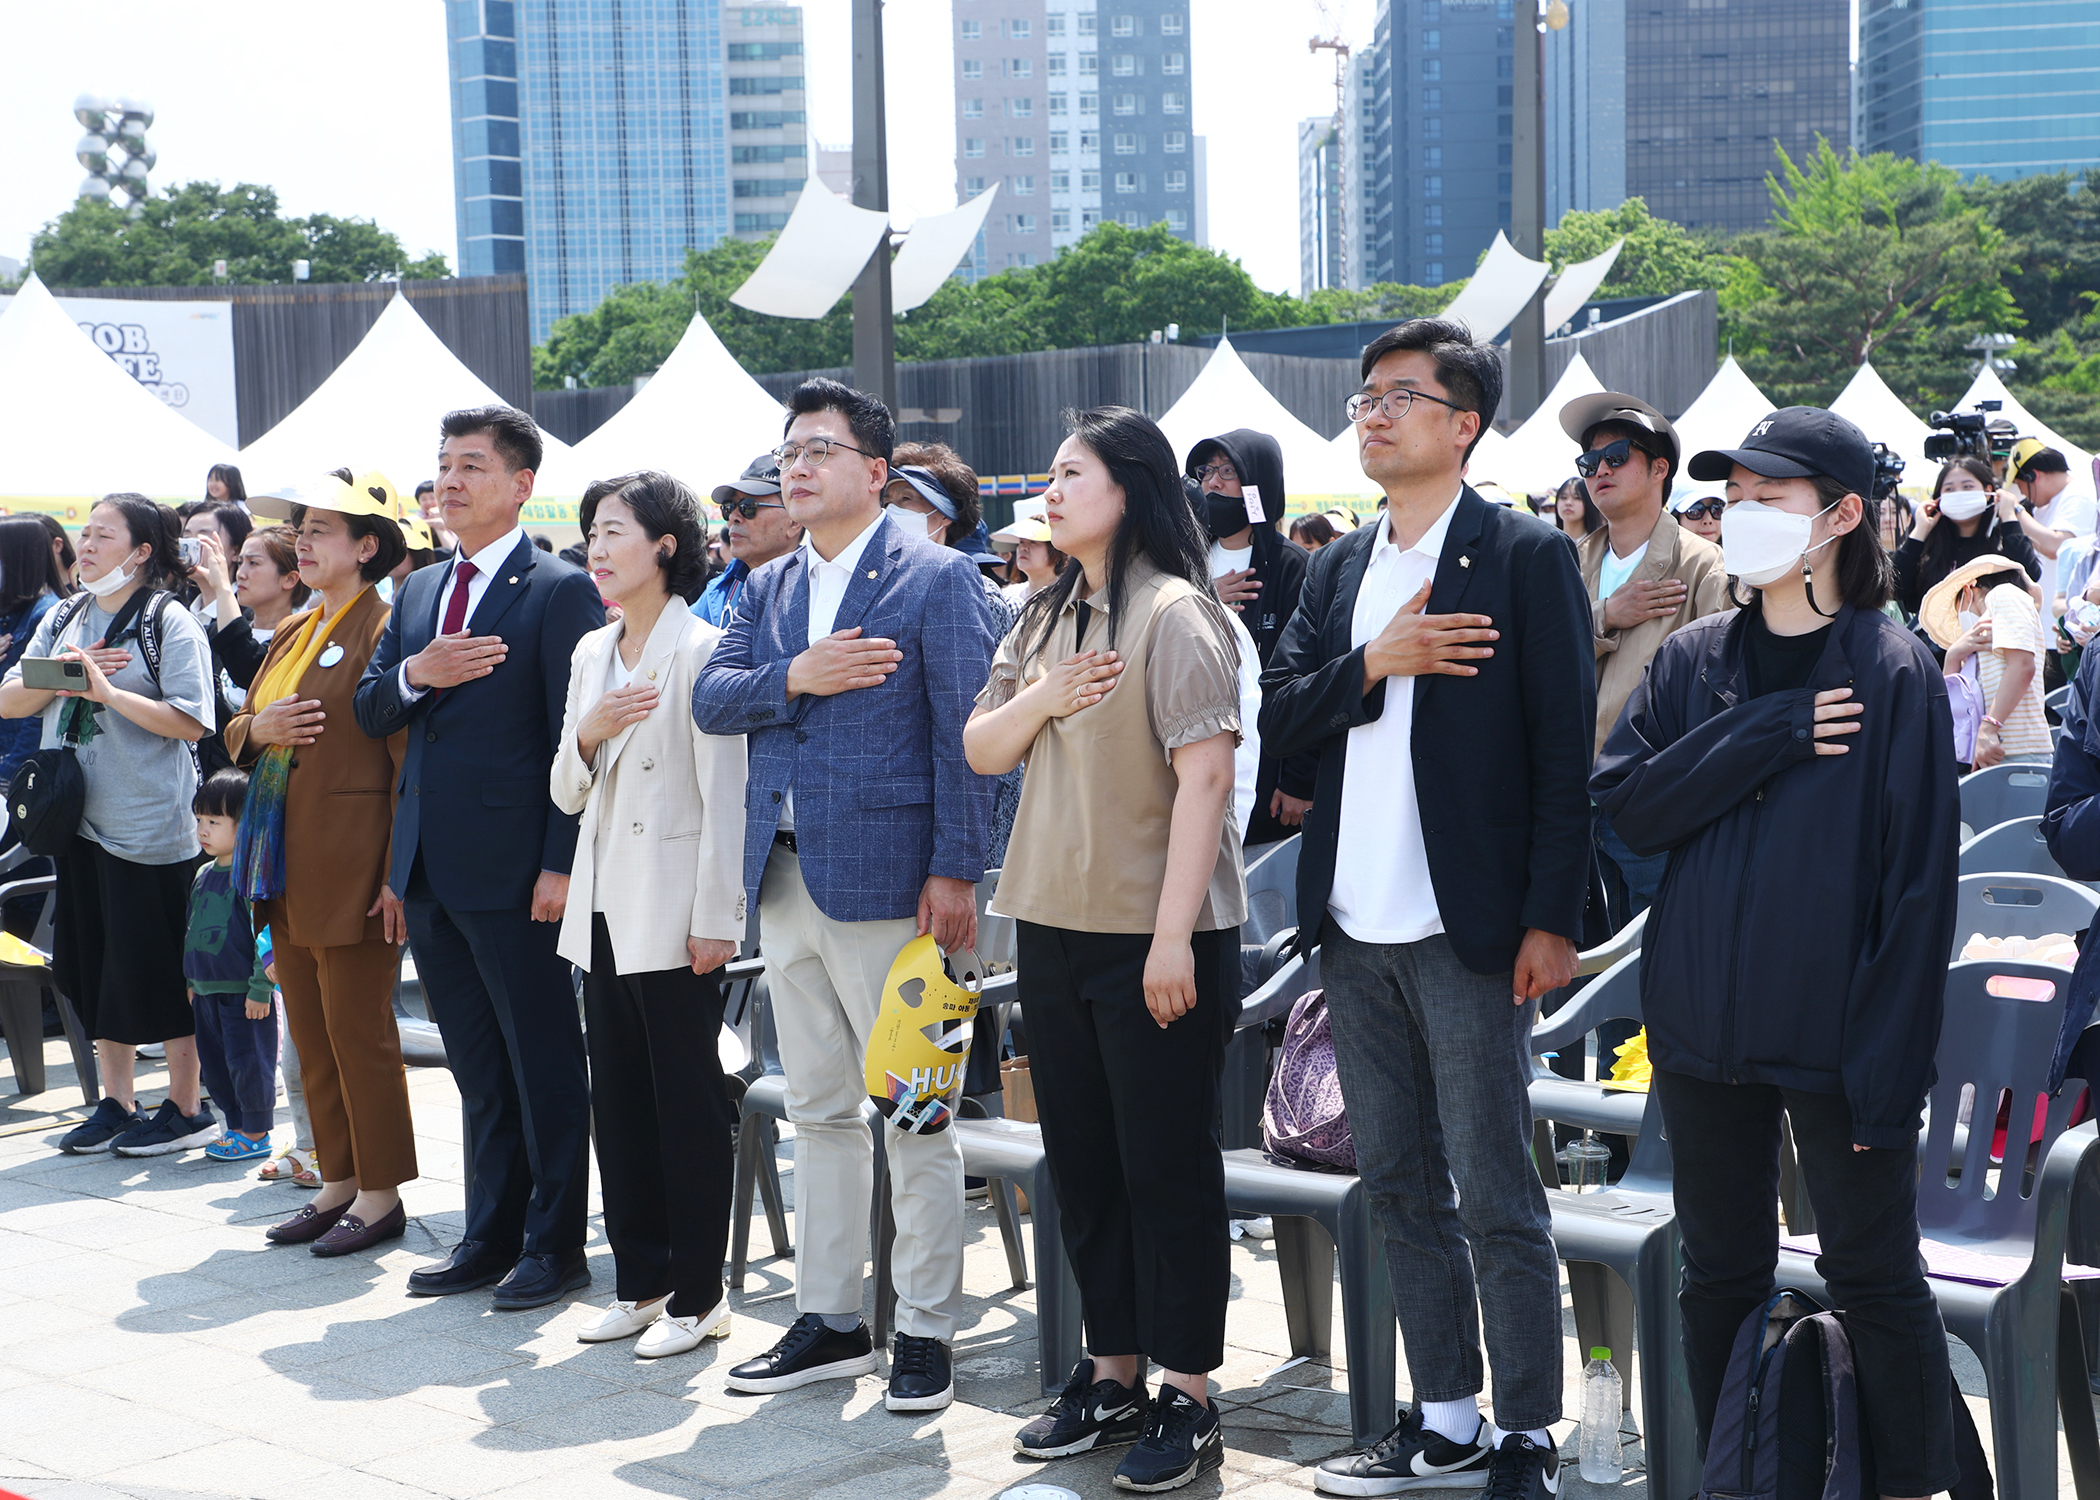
[1187,428,1314,845]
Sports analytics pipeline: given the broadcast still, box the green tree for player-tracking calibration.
[27,181,449,287]
[1543,198,1725,297]
[1298,282,1458,324]
[1723,139,2022,409]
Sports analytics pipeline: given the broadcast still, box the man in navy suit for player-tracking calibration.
[693,378,998,1413]
[354,406,605,1310]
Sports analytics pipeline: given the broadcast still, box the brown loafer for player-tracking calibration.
[267,1199,351,1245]
[311,1200,407,1259]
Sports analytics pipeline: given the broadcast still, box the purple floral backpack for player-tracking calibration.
[1261,988,1356,1171]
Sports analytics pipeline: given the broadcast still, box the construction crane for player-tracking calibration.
[1308,34,1351,290]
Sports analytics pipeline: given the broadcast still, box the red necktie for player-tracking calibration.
[441,559,479,636]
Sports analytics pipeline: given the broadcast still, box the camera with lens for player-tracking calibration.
[1923,400,2003,464]
[1869,443,1905,501]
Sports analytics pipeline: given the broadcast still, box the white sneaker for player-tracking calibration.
[1230,1215,1275,1241]
[636,1293,732,1359]
[577,1295,670,1344]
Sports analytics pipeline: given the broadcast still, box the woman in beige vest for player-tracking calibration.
[965,406,1246,1492]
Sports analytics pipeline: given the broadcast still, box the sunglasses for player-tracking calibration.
[1574,438,1655,477]
[1679,499,1725,521]
[718,495,785,520]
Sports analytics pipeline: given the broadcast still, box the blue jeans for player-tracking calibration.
[1321,927,1563,1430]
[1596,808,1667,921]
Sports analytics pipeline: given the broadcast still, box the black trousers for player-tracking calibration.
[1019,921,1237,1374]
[582,914,734,1316]
[1653,1068,1960,1496]
[405,857,590,1258]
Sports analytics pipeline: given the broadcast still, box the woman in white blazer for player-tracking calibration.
[551,471,748,1360]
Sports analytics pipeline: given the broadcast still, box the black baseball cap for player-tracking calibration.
[711,453,782,506]
[1687,406,1876,499]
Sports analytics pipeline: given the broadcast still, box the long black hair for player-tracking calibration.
[0,516,67,615]
[1016,406,1215,665]
[205,464,246,505]
[1919,457,2010,581]
[1554,476,1603,537]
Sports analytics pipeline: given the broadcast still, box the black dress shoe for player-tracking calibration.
[886,1332,955,1412]
[310,1200,408,1259]
[491,1249,590,1310]
[407,1238,515,1297]
[266,1199,351,1245]
[725,1312,879,1393]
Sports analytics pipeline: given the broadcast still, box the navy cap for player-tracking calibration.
[711,453,782,506]
[1686,406,1876,500]
[888,464,961,521]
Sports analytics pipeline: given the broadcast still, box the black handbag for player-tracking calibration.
[8,747,84,857]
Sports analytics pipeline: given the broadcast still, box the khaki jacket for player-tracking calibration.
[1581,510,1732,757]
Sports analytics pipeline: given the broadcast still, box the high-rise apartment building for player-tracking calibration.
[1363,0,1514,290]
[1298,52,1376,294]
[1859,0,2099,182]
[1542,0,1624,225]
[725,7,811,240]
[954,1,1203,278]
[446,0,734,342]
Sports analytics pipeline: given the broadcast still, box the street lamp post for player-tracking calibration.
[1507,0,1548,422]
[850,0,898,409]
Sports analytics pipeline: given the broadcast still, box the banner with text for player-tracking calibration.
[0,294,239,448]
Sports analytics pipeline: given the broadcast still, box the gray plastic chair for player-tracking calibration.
[2050,683,2075,716]
[1951,872,2100,960]
[1960,762,2054,839]
[0,874,96,1103]
[952,1114,1085,1393]
[1959,815,2068,879]
[1241,834,1301,948]
[1527,952,1700,1500]
[1774,960,2100,1499]
[1221,941,1317,1151]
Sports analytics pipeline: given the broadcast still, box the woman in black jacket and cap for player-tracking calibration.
[1590,407,1959,1499]
[1186,428,1311,846]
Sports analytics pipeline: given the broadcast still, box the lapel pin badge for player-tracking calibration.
[317,644,345,668]
[866,569,878,579]
[1459,555,1472,568]
[508,575,519,584]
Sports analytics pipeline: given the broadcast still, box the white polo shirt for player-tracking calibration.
[1327,491,1461,945]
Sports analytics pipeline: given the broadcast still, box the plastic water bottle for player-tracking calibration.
[1579,1346,1623,1484]
[1564,1129,1611,1193]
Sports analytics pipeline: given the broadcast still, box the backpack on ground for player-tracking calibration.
[1260,987,1354,1172]
[1699,1288,1865,1500]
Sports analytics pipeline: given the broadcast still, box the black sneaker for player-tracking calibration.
[1113,1384,1224,1492]
[59,1097,146,1154]
[1315,1408,1493,1495]
[111,1099,221,1157]
[1480,1432,1559,1500]
[1015,1358,1150,1458]
[885,1332,954,1412]
[724,1312,879,1394]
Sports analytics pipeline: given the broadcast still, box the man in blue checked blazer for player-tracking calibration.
[693,378,999,1413]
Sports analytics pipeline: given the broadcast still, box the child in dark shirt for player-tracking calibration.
[185,769,278,1163]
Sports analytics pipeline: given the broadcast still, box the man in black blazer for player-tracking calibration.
[354,405,605,1310]
[1260,321,1594,1499]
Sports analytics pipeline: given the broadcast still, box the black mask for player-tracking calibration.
[1204,493,1254,540]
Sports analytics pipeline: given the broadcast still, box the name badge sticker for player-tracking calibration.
[317,644,345,668]
[1242,484,1265,526]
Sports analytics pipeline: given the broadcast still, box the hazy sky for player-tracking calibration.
[0,1,1371,297]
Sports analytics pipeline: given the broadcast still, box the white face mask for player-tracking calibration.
[81,554,140,598]
[1938,490,1989,522]
[1958,608,1979,631]
[1721,498,1841,589]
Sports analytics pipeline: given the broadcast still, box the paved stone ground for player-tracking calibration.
[0,1034,2068,1500]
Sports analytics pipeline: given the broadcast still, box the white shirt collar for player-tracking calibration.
[1372,488,1463,564]
[459,523,526,577]
[801,509,887,576]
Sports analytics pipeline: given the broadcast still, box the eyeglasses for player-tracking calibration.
[1679,498,1725,521]
[772,437,873,470]
[1345,386,1469,424]
[718,496,785,520]
[1194,460,1239,485]
[1574,438,1654,477]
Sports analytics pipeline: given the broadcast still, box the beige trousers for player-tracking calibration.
[760,845,965,1342]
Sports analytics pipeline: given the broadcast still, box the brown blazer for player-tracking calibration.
[225,589,406,950]
[1579,510,1732,758]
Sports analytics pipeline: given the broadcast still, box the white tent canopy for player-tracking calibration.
[0,274,239,504]
[240,291,565,496]
[1158,337,1377,501]
[536,308,785,501]
[1830,360,1936,478]
[1471,354,1605,495]
[1668,356,1778,496]
[1438,232,1551,345]
[1953,366,2098,498]
[1542,239,1625,335]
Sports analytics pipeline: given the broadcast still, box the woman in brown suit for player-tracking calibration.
[226,473,414,1256]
